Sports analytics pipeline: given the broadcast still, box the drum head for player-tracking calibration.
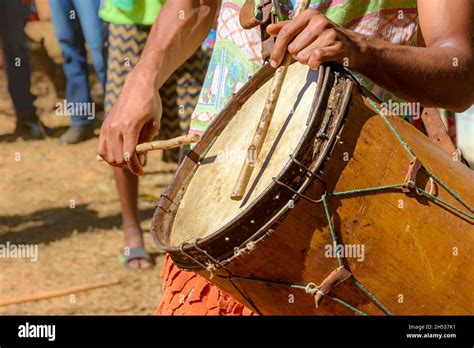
[171,63,319,246]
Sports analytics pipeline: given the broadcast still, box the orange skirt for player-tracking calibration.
[156,255,255,316]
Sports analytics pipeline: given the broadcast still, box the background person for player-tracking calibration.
[0,0,50,139]
[49,0,107,144]
[99,0,212,269]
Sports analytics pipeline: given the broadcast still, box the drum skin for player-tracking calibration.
[171,64,318,245]
[153,63,474,315]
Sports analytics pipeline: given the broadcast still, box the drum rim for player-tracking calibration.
[151,62,356,270]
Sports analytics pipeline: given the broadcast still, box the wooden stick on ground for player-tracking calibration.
[230,0,311,200]
[0,278,121,307]
[96,134,201,162]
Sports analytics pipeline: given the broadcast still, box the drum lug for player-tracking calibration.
[289,154,318,179]
[179,243,209,271]
[402,158,422,193]
[186,149,201,164]
[156,193,173,214]
[271,154,328,203]
[272,177,326,204]
[305,265,352,308]
[289,154,327,189]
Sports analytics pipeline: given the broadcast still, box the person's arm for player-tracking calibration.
[268,0,474,112]
[97,0,218,175]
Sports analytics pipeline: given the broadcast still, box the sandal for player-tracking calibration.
[120,246,154,270]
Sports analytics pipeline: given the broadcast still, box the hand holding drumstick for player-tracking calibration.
[96,134,201,162]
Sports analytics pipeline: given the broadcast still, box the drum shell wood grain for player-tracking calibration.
[152,64,474,315]
[192,89,474,315]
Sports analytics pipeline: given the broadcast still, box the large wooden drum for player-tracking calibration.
[151,62,474,315]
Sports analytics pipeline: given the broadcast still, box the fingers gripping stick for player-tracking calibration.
[96,134,201,162]
[231,0,311,200]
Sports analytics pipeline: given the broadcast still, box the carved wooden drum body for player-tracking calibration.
[152,63,474,315]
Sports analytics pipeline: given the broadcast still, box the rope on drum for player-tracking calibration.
[178,97,472,317]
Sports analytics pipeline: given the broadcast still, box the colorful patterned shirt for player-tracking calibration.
[190,0,418,136]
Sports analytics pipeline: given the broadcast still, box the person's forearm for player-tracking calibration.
[349,33,473,111]
[134,0,218,89]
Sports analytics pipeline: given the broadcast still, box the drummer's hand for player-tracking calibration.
[97,68,161,176]
[267,9,359,69]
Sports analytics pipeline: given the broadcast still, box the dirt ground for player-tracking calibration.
[0,23,174,315]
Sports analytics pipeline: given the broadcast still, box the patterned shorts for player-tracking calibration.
[104,23,210,162]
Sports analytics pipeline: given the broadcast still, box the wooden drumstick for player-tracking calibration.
[231,0,311,200]
[96,133,201,162]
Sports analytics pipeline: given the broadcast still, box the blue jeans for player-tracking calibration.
[49,0,106,127]
[0,0,36,121]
